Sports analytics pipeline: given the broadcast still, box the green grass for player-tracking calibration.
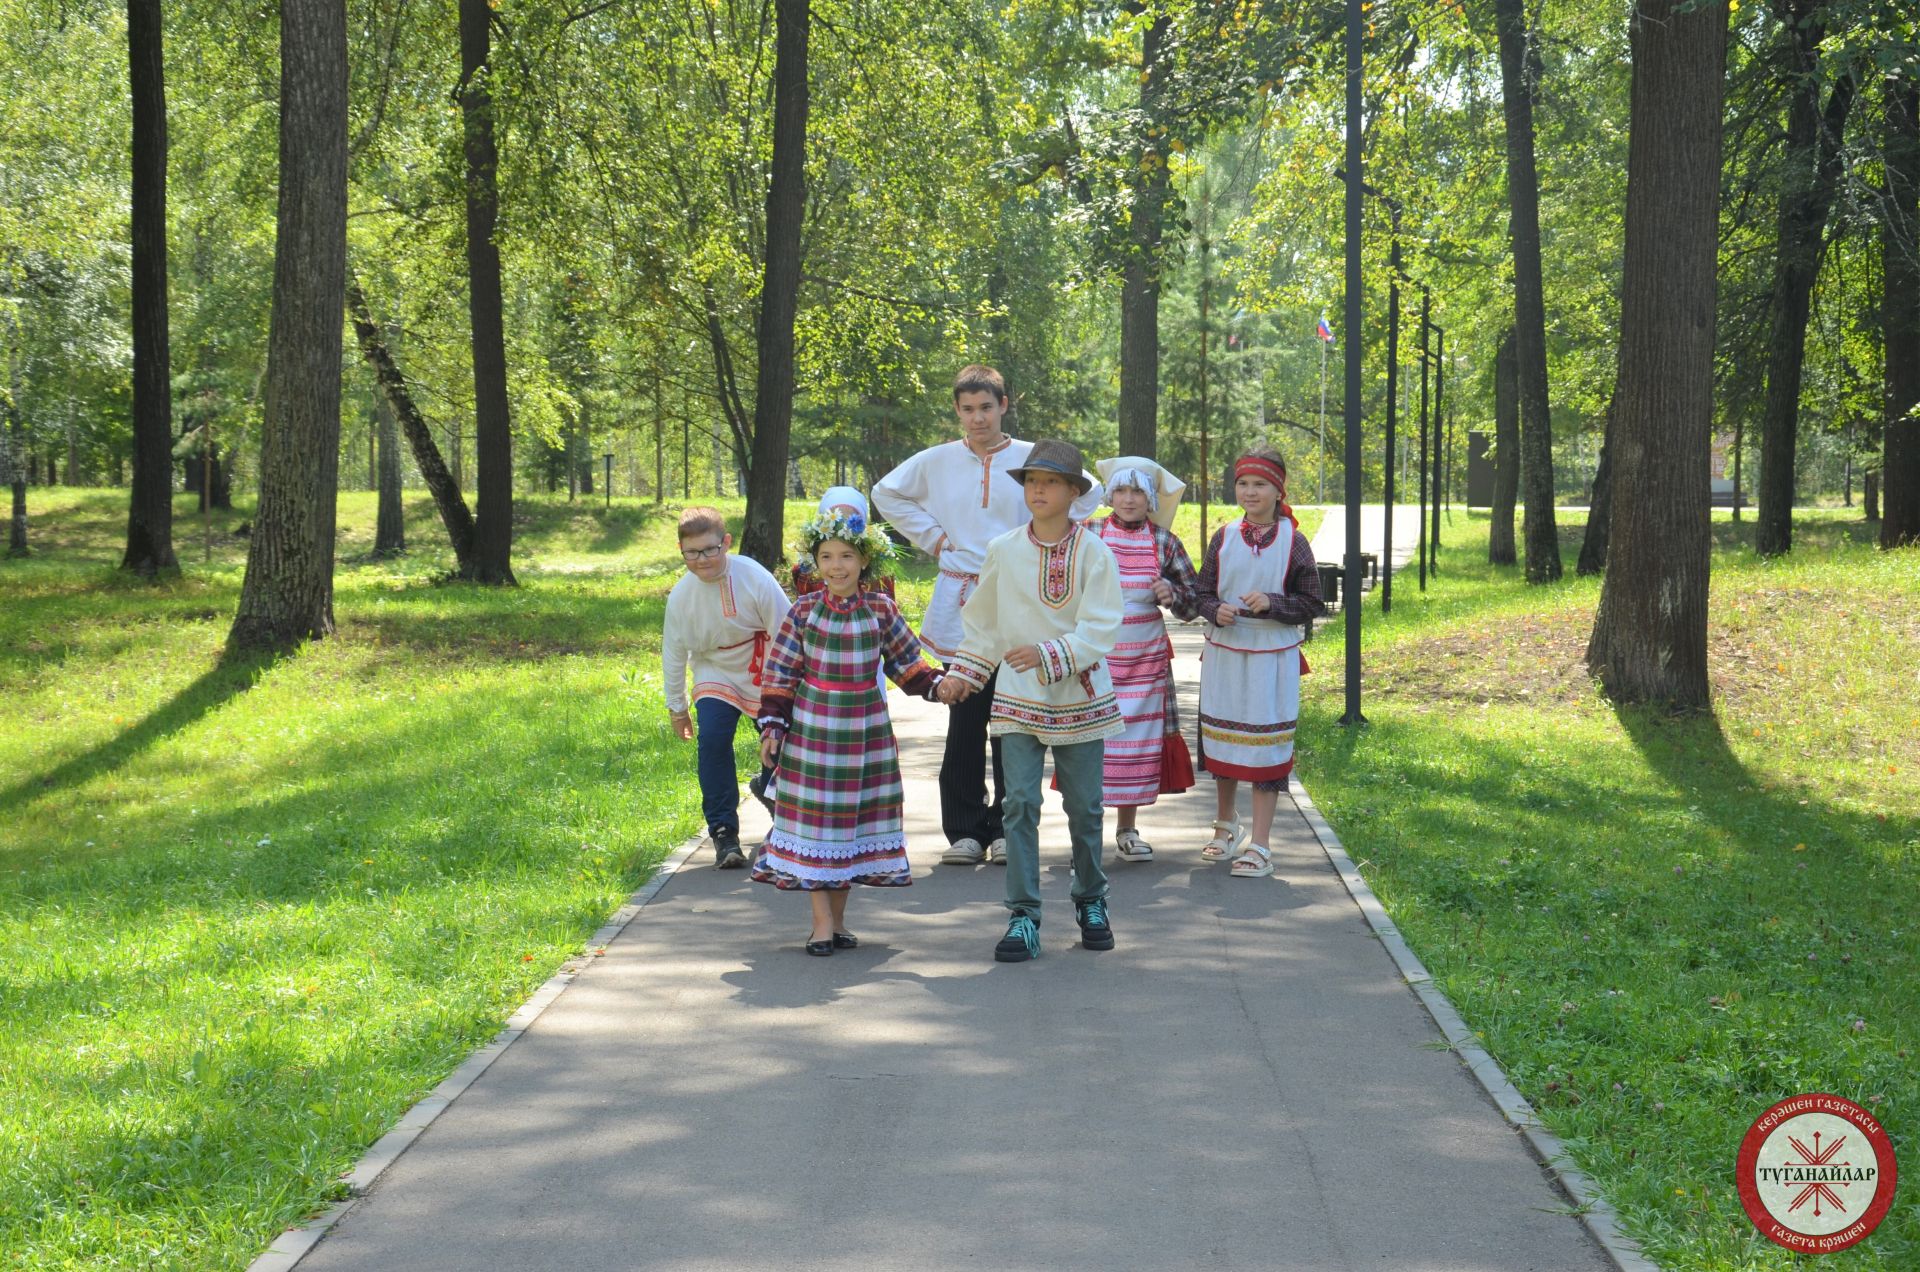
[1297,508,1918,1269]
[0,488,772,1270]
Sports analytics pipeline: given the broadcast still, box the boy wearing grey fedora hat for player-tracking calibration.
[937,437,1125,962]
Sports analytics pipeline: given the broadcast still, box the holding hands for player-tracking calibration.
[936,676,975,705]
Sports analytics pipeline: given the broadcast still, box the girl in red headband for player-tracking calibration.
[1193,444,1327,877]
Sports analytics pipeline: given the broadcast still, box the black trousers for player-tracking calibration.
[940,666,1006,846]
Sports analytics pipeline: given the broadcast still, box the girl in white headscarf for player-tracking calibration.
[1084,456,1201,861]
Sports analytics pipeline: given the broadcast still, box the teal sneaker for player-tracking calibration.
[1075,897,1115,950]
[994,913,1041,963]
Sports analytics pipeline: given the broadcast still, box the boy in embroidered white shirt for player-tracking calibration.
[661,507,792,869]
[939,439,1125,962]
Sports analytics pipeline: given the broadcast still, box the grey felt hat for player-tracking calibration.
[1004,438,1093,496]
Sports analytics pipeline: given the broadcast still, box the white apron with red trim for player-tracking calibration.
[1199,517,1303,782]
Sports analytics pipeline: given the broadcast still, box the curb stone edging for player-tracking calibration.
[1290,777,1662,1272]
[245,830,709,1272]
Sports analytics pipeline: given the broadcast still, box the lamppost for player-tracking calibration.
[1337,167,1404,615]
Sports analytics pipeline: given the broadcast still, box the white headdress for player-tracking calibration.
[1095,455,1187,529]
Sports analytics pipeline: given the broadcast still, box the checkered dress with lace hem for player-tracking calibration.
[751,591,938,890]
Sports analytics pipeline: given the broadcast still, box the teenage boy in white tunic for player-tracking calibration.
[661,507,793,869]
[939,439,1125,963]
[872,365,1101,866]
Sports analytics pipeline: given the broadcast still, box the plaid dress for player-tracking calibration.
[751,589,939,890]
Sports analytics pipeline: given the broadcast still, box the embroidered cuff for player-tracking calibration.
[948,650,995,689]
[1035,640,1074,685]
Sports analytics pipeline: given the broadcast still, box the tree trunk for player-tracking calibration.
[1883,76,1920,548]
[1494,0,1562,582]
[347,281,475,569]
[577,401,594,494]
[1117,7,1171,460]
[229,0,347,648]
[4,296,24,557]
[1489,326,1519,564]
[122,0,178,576]
[1755,2,1857,556]
[207,447,231,508]
[4,417,23,558]
[459,0,515,584]
[1577,400,1615,575]
[736,0,810,568]
[1864,468,1880,520]
[373,393,405,557]
[1587,0,1728,708]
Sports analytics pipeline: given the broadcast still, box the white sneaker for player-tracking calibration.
[1114,829,1153,861]
[985,838,1007,864]
[941,837,985,865]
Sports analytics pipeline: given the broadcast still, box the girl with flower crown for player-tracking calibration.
[788,486,896,602]
[751,510,944,955]
[1194,444,1326,879]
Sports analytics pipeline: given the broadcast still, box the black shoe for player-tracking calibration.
[804,938,835,957]
[749,771,777,819]
[714,833,747,869]
[1075,897,1115,951]
[831,930,859,949]
[994,914,1041,963]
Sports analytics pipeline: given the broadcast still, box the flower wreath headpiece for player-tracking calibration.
[797,511,897,571]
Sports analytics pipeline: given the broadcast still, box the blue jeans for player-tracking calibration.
[1000,732,1108,922]
[695,697,768,838]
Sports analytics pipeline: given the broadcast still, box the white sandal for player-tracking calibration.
[1230,844,1274,879]
[1201,818,1245,863]
[1114,828,1153,861]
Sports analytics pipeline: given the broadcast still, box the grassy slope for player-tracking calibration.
[1296,509,1917,1269]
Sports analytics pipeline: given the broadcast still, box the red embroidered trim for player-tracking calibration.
[1029,524,1079,608]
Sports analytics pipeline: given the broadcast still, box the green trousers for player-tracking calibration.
[999,732,1108,922]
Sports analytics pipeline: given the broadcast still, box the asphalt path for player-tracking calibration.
[296,625,1610,1272]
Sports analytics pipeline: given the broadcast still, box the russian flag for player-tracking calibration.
[1315,314,1335,344]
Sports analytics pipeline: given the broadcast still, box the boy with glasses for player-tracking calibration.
[662,507,792,868]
